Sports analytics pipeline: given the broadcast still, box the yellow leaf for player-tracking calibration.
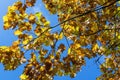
[117,7,120,11]
[28,35,33,40]
[58,33,63,39]
[20,74,28,80]
[50,55,54,59]
[11,6,18,10]
[0,46,9,51]
[118,35,120,39]
[75,26,79,32]
[8,6,13,11]
[79,53,85,57]
[28,14,35,22]
[65,14,70,20]
[22,40,28,45]
[12,40,20,46]
[40,66,45,71]
[35,12,42,20]
[118,1,120,4]
[3,16,8,22]
[75,43,81,49]
[92,12,97,18]
[0,46,8,49]
[4,22,11,30]
[14,30,22,36]
[44,21,50,27]
[91,22,98,31]
[68,48,71,54]
[92,44,99,51]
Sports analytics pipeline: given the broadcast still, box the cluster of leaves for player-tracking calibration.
[0,41,26,70]
[43,0,120,79]
[0,0,120,80]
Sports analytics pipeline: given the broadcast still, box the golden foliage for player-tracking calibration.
[1,0,120,80]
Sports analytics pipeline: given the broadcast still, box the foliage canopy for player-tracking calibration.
[0,0,120,80]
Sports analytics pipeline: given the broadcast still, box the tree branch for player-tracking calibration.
[83,28,120,36]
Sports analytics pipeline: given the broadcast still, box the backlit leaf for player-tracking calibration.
[20,74,28,80]
[14,30,22,36]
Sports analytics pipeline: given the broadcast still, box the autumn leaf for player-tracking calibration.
[0,46,9,51]
[35,12,42,20]
[0,46,8,49]
[22,39,29,45]
[3,16,8,22]
[28,14,35,23]
[3,22,11,30]
[58,32,63,40]
[20,74,28,80]
[26,0,36,7]
[92,44,99,52]
[14,30,22,36]
[68,48,71,54]
[44,21,50,27]
[118,35,120,39]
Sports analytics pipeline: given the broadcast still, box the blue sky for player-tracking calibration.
[0,0,102,80]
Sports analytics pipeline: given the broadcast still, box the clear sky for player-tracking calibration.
[0,0,102,80]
